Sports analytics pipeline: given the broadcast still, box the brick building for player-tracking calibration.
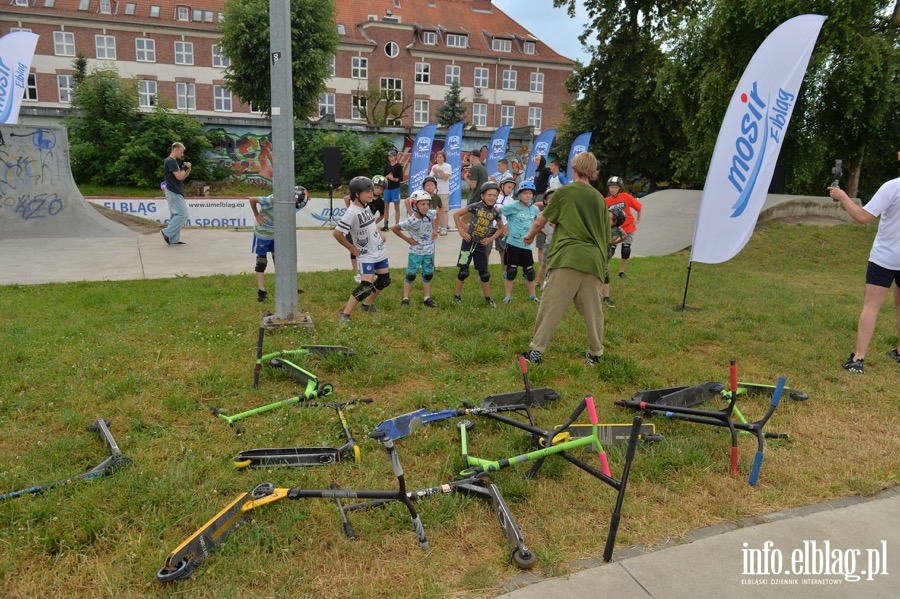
[4,0,574,133]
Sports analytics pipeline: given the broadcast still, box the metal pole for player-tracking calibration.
[269,0,298,319]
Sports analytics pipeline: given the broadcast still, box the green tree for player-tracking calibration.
[64,66,137,185]
[435,80,467,127]
[218,0,340,118]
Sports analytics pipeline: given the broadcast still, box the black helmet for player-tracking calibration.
[479,181,500,195]
[607,176,624,187]
[349,176,374,201]
[294,186,308,210]
[609,207,626,228]
[422,175,438,187]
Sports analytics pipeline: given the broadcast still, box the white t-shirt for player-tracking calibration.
[431,162,452,197]
[335,202,388,264]
[864,176,900,270]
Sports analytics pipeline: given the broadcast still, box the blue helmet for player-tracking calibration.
[516,180,536,197]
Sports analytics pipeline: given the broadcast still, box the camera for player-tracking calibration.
[830,159,842,188]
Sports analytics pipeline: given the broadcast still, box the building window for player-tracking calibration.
[328,55,335,77]
[446,33,467,48]
[530,72,544,93]
[351,56,367,79]
[523,41,535,55]
[124,3,136,15]
[135,38,156,62]
[500,105,515,126]
[53,31,75,57]
[149,5,160,17]
[175,41,194,65]
[422,31,436,45]
[13,0,28,5]
[318,93,335,116]
[414,99,429,124]
[57,75,74,103]
[337,24,346,35]
[351,95,367,120]
[78,0,90,10]
[492,38,511,53]
[176,82,195,110]
[472,103,487,127]
[214,86,232,112]
[99,0,111,13]
[212,46,230,68]
[445,65,460,86]
[384,41,399,58]
[528,107,542,129]
[176,6,189,21]
[380,77,402,102]
[138,80,157,107]
[415,62,430,84]
[95,35,116,60]
[474,67,488,88]
[24,74,38,101]
[502,70,517,91]
[44,0,57,7]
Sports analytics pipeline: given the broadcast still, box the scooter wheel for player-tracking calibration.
[319,383,334,396]
[512,548,538,569]
[456,420,475,432]
[789,389,809,401]
[156,558,194,583]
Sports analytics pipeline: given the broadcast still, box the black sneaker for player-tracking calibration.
[520,350,543,365]
[602,296,615,308]
[257,289,267,302]
[423,297,438,308]
[401,298,410,306]
[338,313,351,323]
[586,352,603,365]
[381,224,389,231]
[618,272,626,279]
[888,349,900,364]
[453,295,462,306]
[485,297,497,309]
[842,353,864,374]
[160,229,171,245]
[360,304,379,313]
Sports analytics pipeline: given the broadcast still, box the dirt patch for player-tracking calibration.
[90,204,162,235]
[769,215,847,226]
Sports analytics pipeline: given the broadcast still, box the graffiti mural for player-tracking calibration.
[0,128,64,219]
[207,129,273,186]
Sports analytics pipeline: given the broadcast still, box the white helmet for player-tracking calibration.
[410,189,432,204]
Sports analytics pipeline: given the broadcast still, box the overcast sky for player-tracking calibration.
[492,0,592,64]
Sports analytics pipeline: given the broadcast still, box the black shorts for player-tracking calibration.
[504,245,534,269]
[458,239,489,274]
[866,261,900,288]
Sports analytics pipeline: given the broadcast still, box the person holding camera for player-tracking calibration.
[161,142,191,245]
[829,150,900,373]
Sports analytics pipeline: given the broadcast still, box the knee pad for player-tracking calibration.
[505,265,518,281]
[404,272,417,284]
[374,272,391,290]
[621,243,632,260]
[352,281,375,301]
[479,270,491,283]
[523,265,536,282]
[255,255,268,273]
[422,271,434,282]
[457,267,470,281]
[607,244,617,258]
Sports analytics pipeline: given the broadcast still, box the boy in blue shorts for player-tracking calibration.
[250,186,307,302]
[500,180,541,304]
[332,177,391,322]
[452,181,507,308]
[392,190,438,308]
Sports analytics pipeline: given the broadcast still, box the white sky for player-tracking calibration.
[492,0,592,64]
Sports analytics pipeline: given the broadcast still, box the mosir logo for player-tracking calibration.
[416,136,432,153]
[0,56,28,123]
[447,136,460,152]
[573,145,586,154]
[742,540,889,584]
[534,141,549,157]
[491,138,505,155]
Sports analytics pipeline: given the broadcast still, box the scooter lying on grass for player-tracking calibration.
[252,326,356,388]
[232,398,371,468]
[0,419,132,500]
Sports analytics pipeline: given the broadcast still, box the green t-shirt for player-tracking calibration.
[466,163,489,204]
[541,181,610,279]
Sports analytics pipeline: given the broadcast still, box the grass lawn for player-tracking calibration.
[1,221,898,598]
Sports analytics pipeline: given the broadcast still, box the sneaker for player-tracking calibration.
[353,273,362,283]
[453,295,462,306]
[338,313,351,323]
[520,350,543,365]
[586,352,603,365]
[401,298,410,306]
[529,295,540,303]
[888,349,900,364]
[257,289,267,302]
[842,353,864,374]
[485,297,497,309]
[603,296,615,308]
[503,296,512,304]
[439,227,448,236]
[160,229,171,245]
[381,224,389,231]
[618,272,626,279]
[423,297,438,308]
[360,304,379,313]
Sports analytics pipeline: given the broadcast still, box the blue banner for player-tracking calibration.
[566,132,593,182]
[485,125,510,180]
[407,123,437,194]
[446,121,464,210]
[523,129,556,180]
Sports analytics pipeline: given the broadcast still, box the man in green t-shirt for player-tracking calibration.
[520,151,611,365]
[462,148,489,204]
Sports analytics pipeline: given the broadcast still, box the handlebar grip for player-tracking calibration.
[585,395,599,425]
[729,360,738,395]
[518,354,527,374]
[748,451,764,486]
[770,378,786,407]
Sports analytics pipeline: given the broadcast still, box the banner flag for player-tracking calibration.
[690,14,825,264]
[523,128,556,180]
[567,132,593,181]
[0,32,40,125]
[446,121,464,210]
[407,123,437,194]
[485,125,511,180]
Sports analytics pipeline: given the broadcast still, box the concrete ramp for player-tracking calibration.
[0,125,135,239]
[632,189,853,257]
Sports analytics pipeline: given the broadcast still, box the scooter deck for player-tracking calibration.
[559,423,663,447]
[233,447,343,468]
[482,387,560,408]
[630,382,724,409]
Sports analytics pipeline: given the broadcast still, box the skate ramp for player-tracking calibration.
[0,125,135,239]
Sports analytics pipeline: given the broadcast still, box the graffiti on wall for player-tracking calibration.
[0,128,66,222]
[208,129,273,186]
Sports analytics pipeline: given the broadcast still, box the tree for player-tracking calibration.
[435,80,467,127]
[218,0,340,118]
[355,80,414,126]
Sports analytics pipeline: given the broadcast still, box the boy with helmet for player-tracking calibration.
[391,190,439,308]
[488,176,518,266]
[332,176,391,322]
[604,176,643,278]
[250,186,307,302]
[499,180,541,304]
[602,207,627,308]
[344,175,387,281]
[403,176,440,217]
[452,181,508,307]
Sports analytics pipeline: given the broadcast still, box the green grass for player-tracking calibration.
[1,221,898,598]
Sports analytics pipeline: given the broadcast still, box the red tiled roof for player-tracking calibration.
[15,0,224,30]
